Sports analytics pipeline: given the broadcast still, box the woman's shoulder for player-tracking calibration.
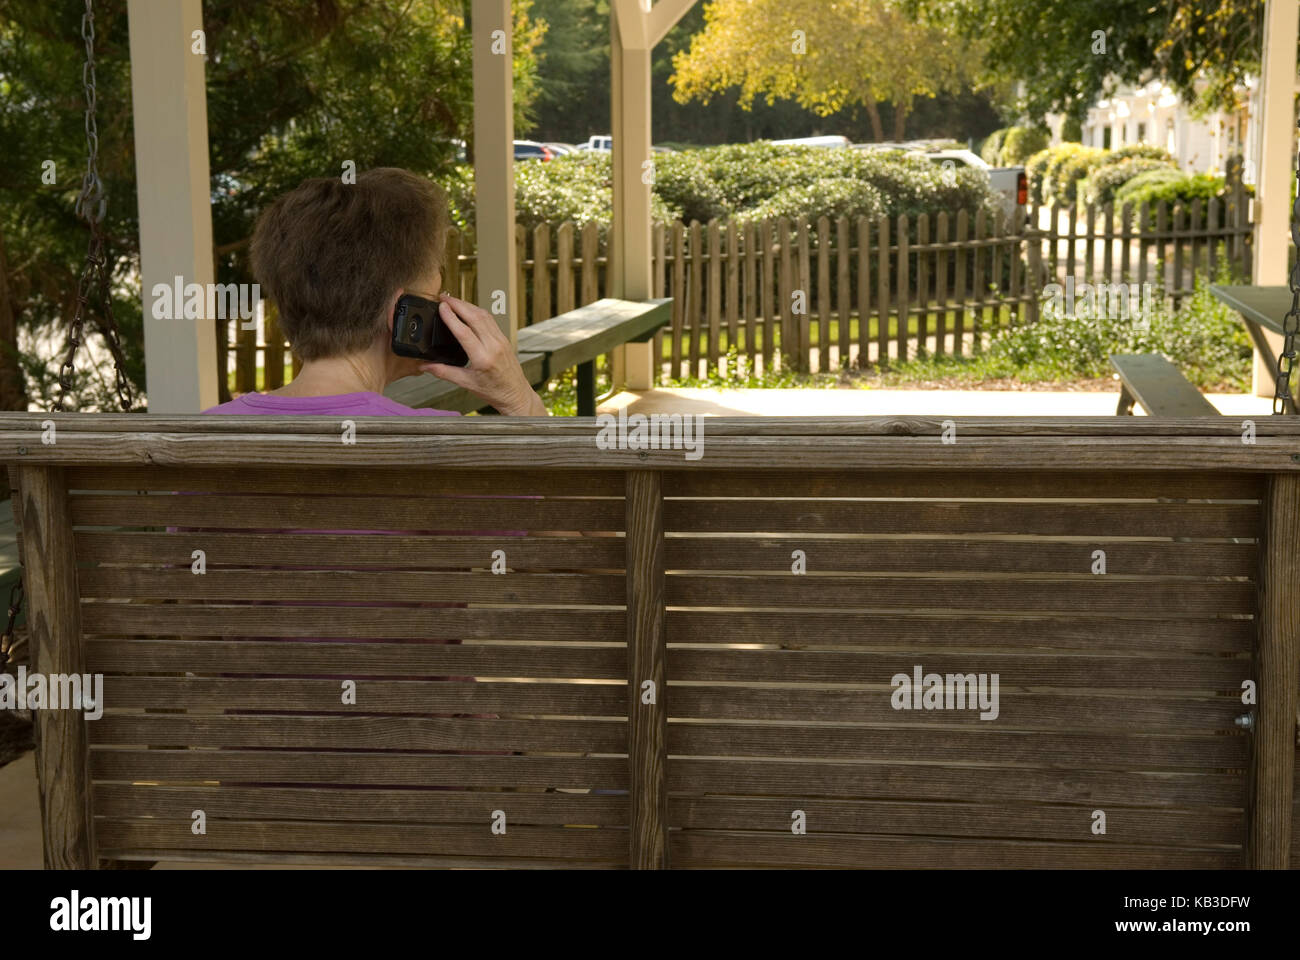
[202,391,460,416]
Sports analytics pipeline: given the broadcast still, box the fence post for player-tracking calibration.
[1249,473,1300,869]
[625,470,667,869]
[1025,216,1041,327]
[896,214,910,362]
[13,466,97,870]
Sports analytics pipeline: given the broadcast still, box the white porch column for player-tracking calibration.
[472,0,518,344]
[1251,0,1299,396]
[609,0,695,389]
[127,0,217,413]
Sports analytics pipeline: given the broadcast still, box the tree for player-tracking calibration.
[915,0,1265,123]
[0,0,544,411]
[668,0,980,141]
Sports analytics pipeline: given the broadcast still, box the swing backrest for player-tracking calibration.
[3,413,1298,869]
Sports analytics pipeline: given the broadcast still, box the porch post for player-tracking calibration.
[1250,0,1299,398]
[472,0,518,345]
[127,0,218,413]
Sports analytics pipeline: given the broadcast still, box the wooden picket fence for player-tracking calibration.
[223,185,1255,392]
[1033,178,1253,302]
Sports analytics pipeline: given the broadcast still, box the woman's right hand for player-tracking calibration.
[418,294,548,416]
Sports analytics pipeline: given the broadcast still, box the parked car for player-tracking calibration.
[908,148,1028,222]
[543,142,577,156]
[577,135,613,152]
[513,140,555,161]
[770,135,851,149]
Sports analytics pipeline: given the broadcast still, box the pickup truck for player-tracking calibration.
[910,148,1028,222]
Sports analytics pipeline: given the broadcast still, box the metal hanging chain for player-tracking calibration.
[54,0,135,414]
[1274,116,1300,415]
[0,583,24,669]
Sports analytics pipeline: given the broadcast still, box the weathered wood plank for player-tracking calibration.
[666,684,1246,729]
[12,466,97,869]
[94,784,628,825]
[1249,473,1300,868]
[662,500,1259,537]
[86,639,626,679]
[665,611,1253,653]
[97,677,627,714]
[669,832,1239,869]
[626,470,667,869]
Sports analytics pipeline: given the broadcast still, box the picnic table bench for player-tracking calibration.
[386,298,671,415]
[1109,354,1220,417]
[2,414,1298,870]
[1209,284,1298,414]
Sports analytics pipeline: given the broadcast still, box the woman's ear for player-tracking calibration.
[386,288,406,332]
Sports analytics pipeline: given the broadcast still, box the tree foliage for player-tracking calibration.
[669,0,981,140]
[915,0,1265,121]
[0,0,544,410]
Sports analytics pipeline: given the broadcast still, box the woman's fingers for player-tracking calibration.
[437,299,491,368]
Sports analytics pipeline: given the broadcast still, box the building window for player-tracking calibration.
[1103,126,1112,149]
[1136,122,1146,143]
[1121,124,1128,145]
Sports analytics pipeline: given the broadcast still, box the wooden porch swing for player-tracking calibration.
[1,3,1298,872]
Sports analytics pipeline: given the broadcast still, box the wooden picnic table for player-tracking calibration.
[1209,284,1297,413]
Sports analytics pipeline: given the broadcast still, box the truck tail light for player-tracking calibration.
[1017,172,1028,207]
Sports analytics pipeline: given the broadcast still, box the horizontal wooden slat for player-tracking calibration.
[665,575,1254,615]
[99,678,626,715]
[665,759,1242,806]
[68,466,625,497]
[87,639,624,679]
[665,649,1250,688]
[666,611,1254,653]
[80,605,625,639]
[96,820,625,860]
[667,686,1245,730]
[70,495,624,530]
[667,797,1241,846]
[94,784,629,825]
[89,715,626,752]
[664,537,1256,578]
[93,849,621,869]
[91,750,628,788]
[664,470,1264,500]
[8,430,1300,472]
[668,832,1240,869]
[666,723,1245,768]
[14,413,1300,436]
[663,500,1258,537]
[76,533,626,568]
[80,570,624,604]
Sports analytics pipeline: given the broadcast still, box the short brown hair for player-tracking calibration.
[250,167,450,361]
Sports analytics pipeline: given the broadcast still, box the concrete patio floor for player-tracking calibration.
[597,386,1274,417]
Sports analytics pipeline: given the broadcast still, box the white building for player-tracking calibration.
[1046,78,1257,179]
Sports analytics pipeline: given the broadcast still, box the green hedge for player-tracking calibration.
[1081,157,1176,207]
[1114,169,1227,222]
[445,142,1003,237]
[980,126,1049,166]
[1000,127,1050,165]
[980,128,1008,165]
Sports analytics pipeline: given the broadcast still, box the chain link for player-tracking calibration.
[1273,116,1300,415]
[55,0,135,414]
[0,582,25,669]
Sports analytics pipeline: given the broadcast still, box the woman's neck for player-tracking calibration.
[270,343,397,398]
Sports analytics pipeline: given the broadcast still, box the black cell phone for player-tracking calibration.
[391,293,470,366]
